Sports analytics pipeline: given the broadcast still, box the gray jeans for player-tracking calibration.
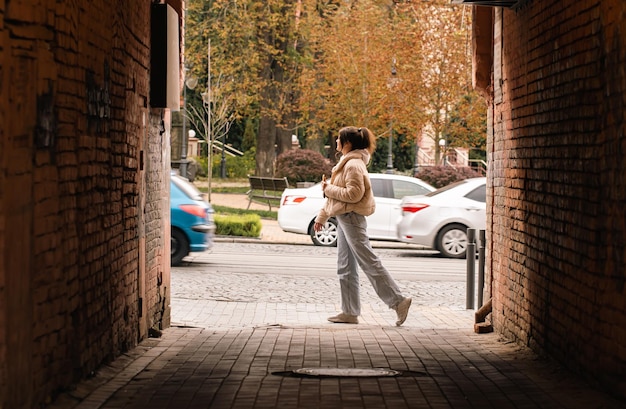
[335,212,405,316]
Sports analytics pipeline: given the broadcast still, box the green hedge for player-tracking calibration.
[212,205,276,220]
[215,213,262,237]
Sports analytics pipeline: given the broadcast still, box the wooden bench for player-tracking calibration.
[246,176,290,211]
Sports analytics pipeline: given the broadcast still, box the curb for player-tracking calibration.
[213,235,432,251]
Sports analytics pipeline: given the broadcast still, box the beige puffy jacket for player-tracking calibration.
[314,149,376,225]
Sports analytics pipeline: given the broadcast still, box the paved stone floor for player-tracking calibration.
[48,316,625,409]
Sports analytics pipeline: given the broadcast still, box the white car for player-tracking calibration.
[396,177,486,258]
[278,173,435,246]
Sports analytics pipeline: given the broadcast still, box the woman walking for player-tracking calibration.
[314,126,412,326]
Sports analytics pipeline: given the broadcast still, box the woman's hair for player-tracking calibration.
[338,126,376,155]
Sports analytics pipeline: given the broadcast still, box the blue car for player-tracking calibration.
[170,173,215,265]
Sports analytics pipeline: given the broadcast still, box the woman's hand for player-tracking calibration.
[313,222,324,232]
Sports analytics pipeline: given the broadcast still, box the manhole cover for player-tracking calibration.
[291,367,401,377]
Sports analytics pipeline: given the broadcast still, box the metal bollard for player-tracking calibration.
[477,230,486,307]
[466,228,476,309]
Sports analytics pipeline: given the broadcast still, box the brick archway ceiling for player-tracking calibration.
[165,0,182,16]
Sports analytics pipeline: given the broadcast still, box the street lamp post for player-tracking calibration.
[201,40,212,202]
[387,114,394,173]
[180,69,197,179]
[386,58,397,174]
[439,138,447,166]
[414,140,420,176]
[220,133,226,178]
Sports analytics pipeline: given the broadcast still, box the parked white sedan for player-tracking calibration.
[278,173,435,246]
[396,177,486,258]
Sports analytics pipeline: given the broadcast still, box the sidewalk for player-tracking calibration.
[45,192,625,409]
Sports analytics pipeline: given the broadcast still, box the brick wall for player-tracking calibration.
[489,0,626,399]
[0,2,6,400]
[145,112,172,331]
[0,1,171,407]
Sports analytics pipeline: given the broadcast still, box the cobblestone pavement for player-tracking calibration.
[173,242,465,305]
[171,242,471,330]
[171,269,466,306]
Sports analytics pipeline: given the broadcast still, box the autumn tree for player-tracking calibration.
[183,0,484,174]
[298,1,428,150]
[446,91,487,161]
[298,0,480,168]
[412,2,476,164]
[185,0,305,177]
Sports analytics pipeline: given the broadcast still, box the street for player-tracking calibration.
[171,242,471,329]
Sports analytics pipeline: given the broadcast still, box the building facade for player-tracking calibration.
[0,1,182,407]
[469,0,626,399]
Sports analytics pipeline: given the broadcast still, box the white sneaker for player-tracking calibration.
[327,313,359,324]
[394,297,412,326]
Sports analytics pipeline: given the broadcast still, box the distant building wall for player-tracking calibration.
[0,1,173,408]
[477,0,626,399]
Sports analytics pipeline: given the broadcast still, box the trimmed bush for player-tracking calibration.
[215,214,262,237]
[275,149,333,185]
[415,166,482,188]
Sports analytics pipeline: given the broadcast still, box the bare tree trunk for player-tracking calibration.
[254,2,296,175]
[256,115,276,176]
[256,49,278,177]
[273,58,294,156]
[276,120,294,154]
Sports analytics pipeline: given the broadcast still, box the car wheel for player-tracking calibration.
[171,227,190,266]
[436,223,469,259]
[310,218,338,247]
